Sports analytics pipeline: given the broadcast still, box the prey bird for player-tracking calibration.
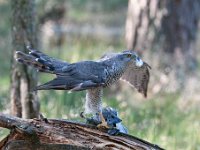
[16,46,150,128]
[81,107,128,135]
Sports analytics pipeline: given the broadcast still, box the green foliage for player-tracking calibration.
[70,0,127,12]
[0,128,9,141]
[0,1,11,77]
[0,1,199,150]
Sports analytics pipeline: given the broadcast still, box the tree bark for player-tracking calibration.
[125,0,200,91]
[0,114,164,150]
[10,0,39,118]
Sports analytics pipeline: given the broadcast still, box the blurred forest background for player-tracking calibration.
[0,0,200,149]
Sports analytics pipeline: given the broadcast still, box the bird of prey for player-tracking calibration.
[16,46,150,128]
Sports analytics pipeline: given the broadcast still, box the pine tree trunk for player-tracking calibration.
[125,0,200,91]
[10,0,39,119]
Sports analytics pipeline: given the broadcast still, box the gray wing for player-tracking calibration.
[35,61,107,91]
[59,61,106,81]
[121,62,151,97]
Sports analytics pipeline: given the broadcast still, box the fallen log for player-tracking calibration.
[0,114,164,150]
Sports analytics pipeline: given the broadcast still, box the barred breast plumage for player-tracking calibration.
[104,62,128,87]
[85,87,103,114]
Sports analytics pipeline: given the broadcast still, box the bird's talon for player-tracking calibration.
[97,121,109,129]
[39,113,49,123]
[97,112,109,129]
[80,112,100,126]
[80,112,85,119]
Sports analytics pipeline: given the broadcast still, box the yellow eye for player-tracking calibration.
[127,54,132,58]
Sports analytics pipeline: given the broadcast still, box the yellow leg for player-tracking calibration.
[97,112,109,128]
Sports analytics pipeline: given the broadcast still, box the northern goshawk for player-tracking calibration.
[16,47,150,127]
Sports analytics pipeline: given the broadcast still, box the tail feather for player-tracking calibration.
[16,51,53,73]
[15,46,68,74]
[27,46,68,70]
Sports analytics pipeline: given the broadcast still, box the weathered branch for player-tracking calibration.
[0,114,164,150]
